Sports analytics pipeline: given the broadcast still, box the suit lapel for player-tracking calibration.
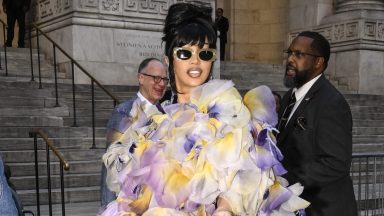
[278,75,326,143]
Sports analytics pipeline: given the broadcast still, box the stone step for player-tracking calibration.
[1,149,105,163]
[7,160,103,177]
[0,75,73,85]
[18,186,100,205]
[69,108,113,118]
[233,80,286,88]
[62,115,111,127]
[353,135,384,144]
[0,106,69,117]
[64,99,117,110]
[4,54,52,65]
[0,116,63,127]
[63,117,109,127]
[57,91,133,100]
[350,105,384,113]
[353,120,384,127]
[236,84,287,92]
[0,126,106,138]
[45,97,114,109]
[221,73,284,80]
[44,96,129,108]
[0,96,48,108]
[0,87,54,98]
[18,81,139,93]
[352,112,384,120]
[0,48,65,79]
[0,79,136,98]
[0,137,106,151]
[344,94,384,100]
[0,84,133,101]
[6,68,67,79]
[221,62,284,74]
[353,143,384,153]
[12,173,101,190]
[0,47,47,58]
[353,127,384,135]
[347,99,384,106]
[0,90,131,110]
[24,201,99,216]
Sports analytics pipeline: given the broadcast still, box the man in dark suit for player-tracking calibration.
[2,0,31,48]
[277,31,357,216]
[215,8,229,61]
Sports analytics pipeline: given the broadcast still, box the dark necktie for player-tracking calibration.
[278,93,296,132]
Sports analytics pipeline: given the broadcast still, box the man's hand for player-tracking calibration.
[212,209,233,216]
[212,197,233,216]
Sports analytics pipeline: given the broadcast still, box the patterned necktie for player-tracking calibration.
[278,93,296,132]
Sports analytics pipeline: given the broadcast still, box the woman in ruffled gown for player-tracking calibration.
[100,3,309,216]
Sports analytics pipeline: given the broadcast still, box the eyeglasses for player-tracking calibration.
[173,47,217,62]
[283,50,322,60]
[140,73,169,84]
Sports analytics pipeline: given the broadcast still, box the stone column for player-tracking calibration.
[288,0,333,32]
[288,0,384,95]
[30,0,217,85]
[335,0,384,12]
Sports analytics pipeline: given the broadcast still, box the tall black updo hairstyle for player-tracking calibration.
[162,3,217,94]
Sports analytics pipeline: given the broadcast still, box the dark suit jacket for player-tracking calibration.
[215,16,229,44]
[277,74,357,216]
[3,0,31,12]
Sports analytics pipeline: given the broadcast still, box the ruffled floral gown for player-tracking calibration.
[101,80,309,215]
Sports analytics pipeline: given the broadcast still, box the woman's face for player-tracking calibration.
[172,42,214,94]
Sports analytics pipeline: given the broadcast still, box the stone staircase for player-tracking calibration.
[2,47,66,79]
[0,48,139,209]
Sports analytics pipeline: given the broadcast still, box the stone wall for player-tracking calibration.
[29,0,217,85]
[219,0,289,64]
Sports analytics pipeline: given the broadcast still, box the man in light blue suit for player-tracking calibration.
[100,58,168,210]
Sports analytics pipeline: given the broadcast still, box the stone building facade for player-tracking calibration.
[219,0,384,94]
[217,0,289,64]
[1,0,383,94]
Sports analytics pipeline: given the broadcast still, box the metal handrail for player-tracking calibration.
[351,152,384,216]
[29,128,70,216]
[32,23,120,103]
[0,18,8,75]
[30,22,120,148]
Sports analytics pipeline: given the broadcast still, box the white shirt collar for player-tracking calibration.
[137,91,158,114]
[286,74,322,124]
[293,74,322,101]
[137,92,154,105]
